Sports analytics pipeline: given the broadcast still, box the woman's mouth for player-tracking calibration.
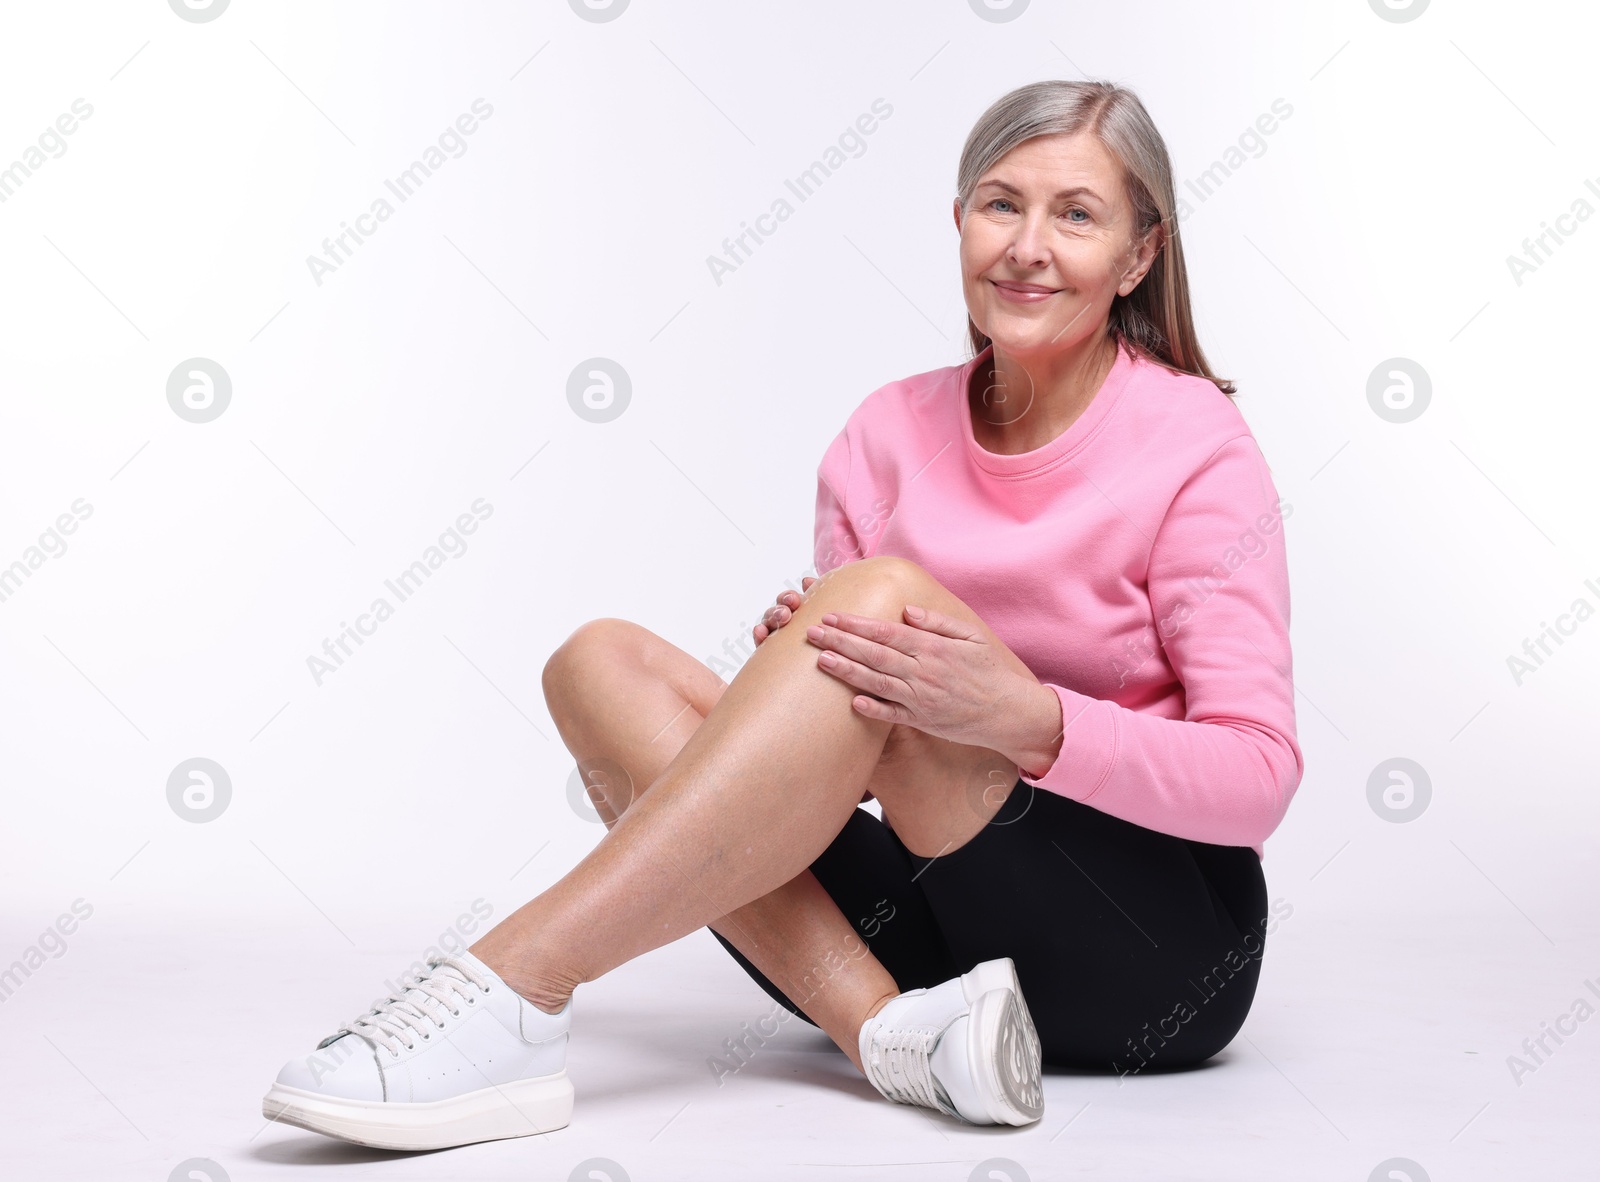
[990,279,1060,304]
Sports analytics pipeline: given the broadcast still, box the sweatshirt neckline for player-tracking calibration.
[957,338,1136,477]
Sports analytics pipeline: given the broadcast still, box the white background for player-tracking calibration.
[0,1,1595,1179]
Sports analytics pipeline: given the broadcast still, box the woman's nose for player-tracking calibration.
[1005,214,1051,267]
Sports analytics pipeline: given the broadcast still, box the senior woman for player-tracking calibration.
[262,78,1302,1151]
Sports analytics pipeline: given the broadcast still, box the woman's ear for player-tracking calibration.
[952,197,963,233]
[1117,225,1163,296]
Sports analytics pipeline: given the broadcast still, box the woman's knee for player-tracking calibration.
[542,617,649,700]
[817,555,1034,686]
[811,555,936,617]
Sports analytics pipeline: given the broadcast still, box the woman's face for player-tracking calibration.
[954,131,1159,360]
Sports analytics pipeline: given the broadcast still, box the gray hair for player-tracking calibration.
[956,79,1236,398]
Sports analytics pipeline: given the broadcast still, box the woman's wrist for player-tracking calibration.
[998,678,1064,780]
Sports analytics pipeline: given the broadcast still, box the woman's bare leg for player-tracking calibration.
[527,613,898,1073]
[470,557,1036,1062]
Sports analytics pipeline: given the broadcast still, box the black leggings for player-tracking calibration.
[712,779,1270,1073]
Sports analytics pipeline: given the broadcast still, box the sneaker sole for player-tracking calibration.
[963,959,1044,1125]
[261,1072,574,1151]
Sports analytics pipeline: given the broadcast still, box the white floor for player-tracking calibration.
[5,903,1595,1182]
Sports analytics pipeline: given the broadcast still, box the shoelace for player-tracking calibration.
[323,954,491,1059]
[863,1021,959,1119]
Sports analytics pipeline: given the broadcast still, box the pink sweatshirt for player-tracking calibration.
[813,339,1302,858]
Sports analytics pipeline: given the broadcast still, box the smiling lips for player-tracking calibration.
[990,279,1060,303]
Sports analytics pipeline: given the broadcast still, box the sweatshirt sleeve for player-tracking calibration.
[813,426,867,575]
[1016,434,1304,849]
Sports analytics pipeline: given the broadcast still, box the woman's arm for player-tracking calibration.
[981,679,1066,784]
[1015,435,1304,849]
[814,427,867,575]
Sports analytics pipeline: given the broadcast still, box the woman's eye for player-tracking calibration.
[988,198,1014,213]
[1063,208,1089,223]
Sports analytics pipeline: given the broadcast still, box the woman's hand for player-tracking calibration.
[751,577,818,647]
[803,603,1039,751]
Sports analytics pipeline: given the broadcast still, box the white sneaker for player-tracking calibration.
[261,950,573,1150]
[857,957,1043,1126]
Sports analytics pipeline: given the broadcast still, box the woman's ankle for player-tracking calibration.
[470,933,582,1015]
[860,986,900,1026]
